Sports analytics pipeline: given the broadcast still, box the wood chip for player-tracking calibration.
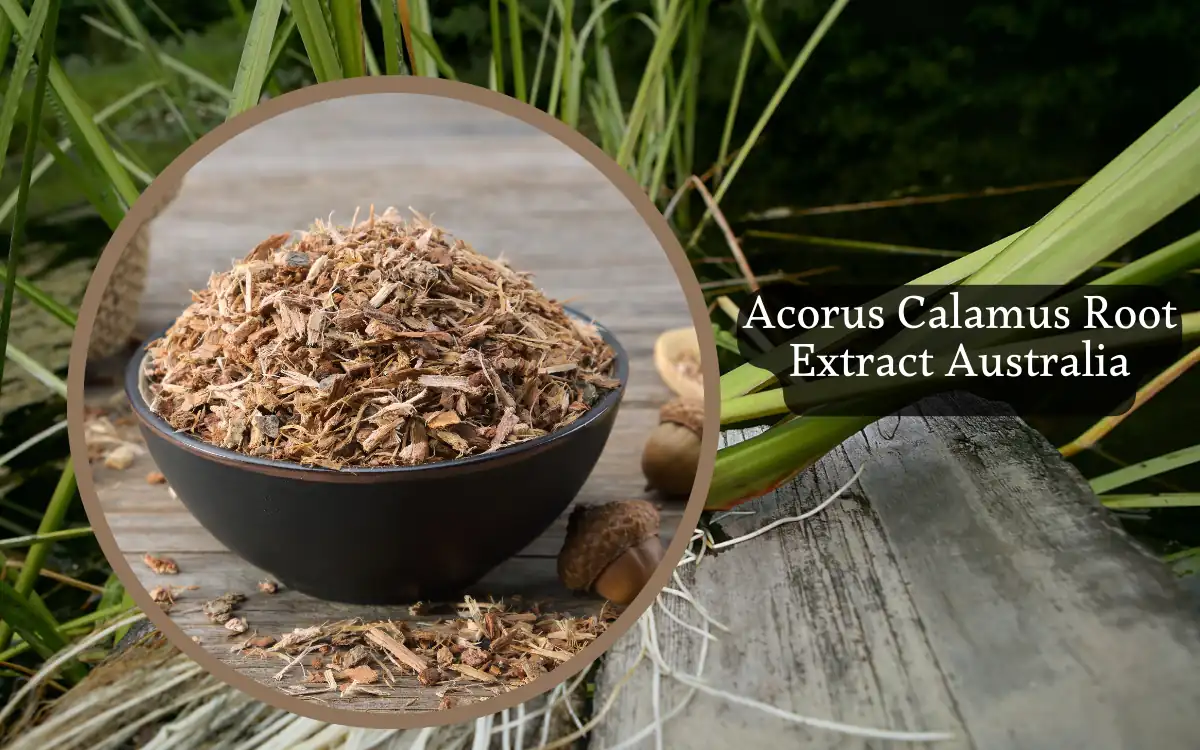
[142,553,178,575]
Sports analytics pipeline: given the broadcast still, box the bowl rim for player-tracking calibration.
[125,306,628,482]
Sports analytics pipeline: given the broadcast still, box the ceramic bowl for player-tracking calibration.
[125,309,627,605]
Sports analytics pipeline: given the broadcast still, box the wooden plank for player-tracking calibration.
[592,393,1200,749]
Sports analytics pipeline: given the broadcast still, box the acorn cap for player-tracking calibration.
[659,397,703,436]
[558,499,662,591]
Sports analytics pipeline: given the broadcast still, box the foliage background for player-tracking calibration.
[1,0,1198,720]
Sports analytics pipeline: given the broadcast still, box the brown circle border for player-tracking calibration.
[66,76,720,730]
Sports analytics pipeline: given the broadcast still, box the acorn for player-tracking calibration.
[557,499,664,606]
[641,397,703,497]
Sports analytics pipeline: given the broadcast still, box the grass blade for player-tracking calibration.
[228,0,284,119]
[0,0,139,207]
[507,0,526,101]
[79,15,234,102]
[409,27,458,80]
[374,0,405,75]
[0,527,91,551]
[330,0,367,78]
[104,0,199,140]
[290,0,343,82]
[0,461,77,653]
[36,128,124,230]
[0,579,73,672]
[967,86,1200,287]
[1091,444,1200,495]
[1100,494,1200,510]
[489,0,505,95]
[688,0,849,247]
[740,0,785,72]
[1061,344,1200,457]
[0,0,52,188]
[6,344,68,398]
[0,81,161,226]
[0,0,58,401]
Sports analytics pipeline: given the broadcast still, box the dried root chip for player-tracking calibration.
[105,445,137,470]
[142,553,178,575]
[203,593,246,624]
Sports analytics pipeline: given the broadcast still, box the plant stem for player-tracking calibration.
[0,527,93,551]
[0,0,58,397]
[0,460,76,651]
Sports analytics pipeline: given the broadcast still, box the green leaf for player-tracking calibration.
[330,0,367,78]
[0,0,58,410]
[969,85,1200,288]
[37,128,124,230]
[105,0,199,140]
[688,0,849,246]
[507,0,527,101]
[409,27,459,80]
[0,81,161,226]
[229,0,285,119]
[0,0,140,206]
[0,527,92,550]
[0,461,76,652]
[290,0,344,82]
[1100,494,1200,510]
[374,0,406,75]
[0,0,52,189]
[1090,444,1200,495]
[740,0,786,72]
[0,578,75,676]
[80,15,233,101]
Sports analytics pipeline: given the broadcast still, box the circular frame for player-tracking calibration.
[67,76,721,730]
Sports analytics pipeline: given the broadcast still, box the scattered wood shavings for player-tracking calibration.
[142,553,178,575]
[224,598,612,706]
[143,207,618,470]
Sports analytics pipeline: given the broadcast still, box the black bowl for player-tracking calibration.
[125,309,627,605]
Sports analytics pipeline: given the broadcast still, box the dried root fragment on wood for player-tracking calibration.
[104,444,137,470]
[143,207,618,470]
[257,579,278,594]
[148,583,197,612]
[142,553,178,575]
[239,599,607,701]
[203,593,246,624]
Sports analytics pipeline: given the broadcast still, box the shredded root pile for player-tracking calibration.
[144,208,618,469]
[226,596,614,705]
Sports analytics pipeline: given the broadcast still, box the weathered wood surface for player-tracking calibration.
[86,92,693,713]
[593,394,1200,749]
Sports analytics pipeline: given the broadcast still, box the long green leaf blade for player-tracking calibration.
[229,0,284,119]
[0,0,51,188]
[1091,444,1200,495]
[0,0,140,206]
[330,0,367,78]
[290,0,344,82]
